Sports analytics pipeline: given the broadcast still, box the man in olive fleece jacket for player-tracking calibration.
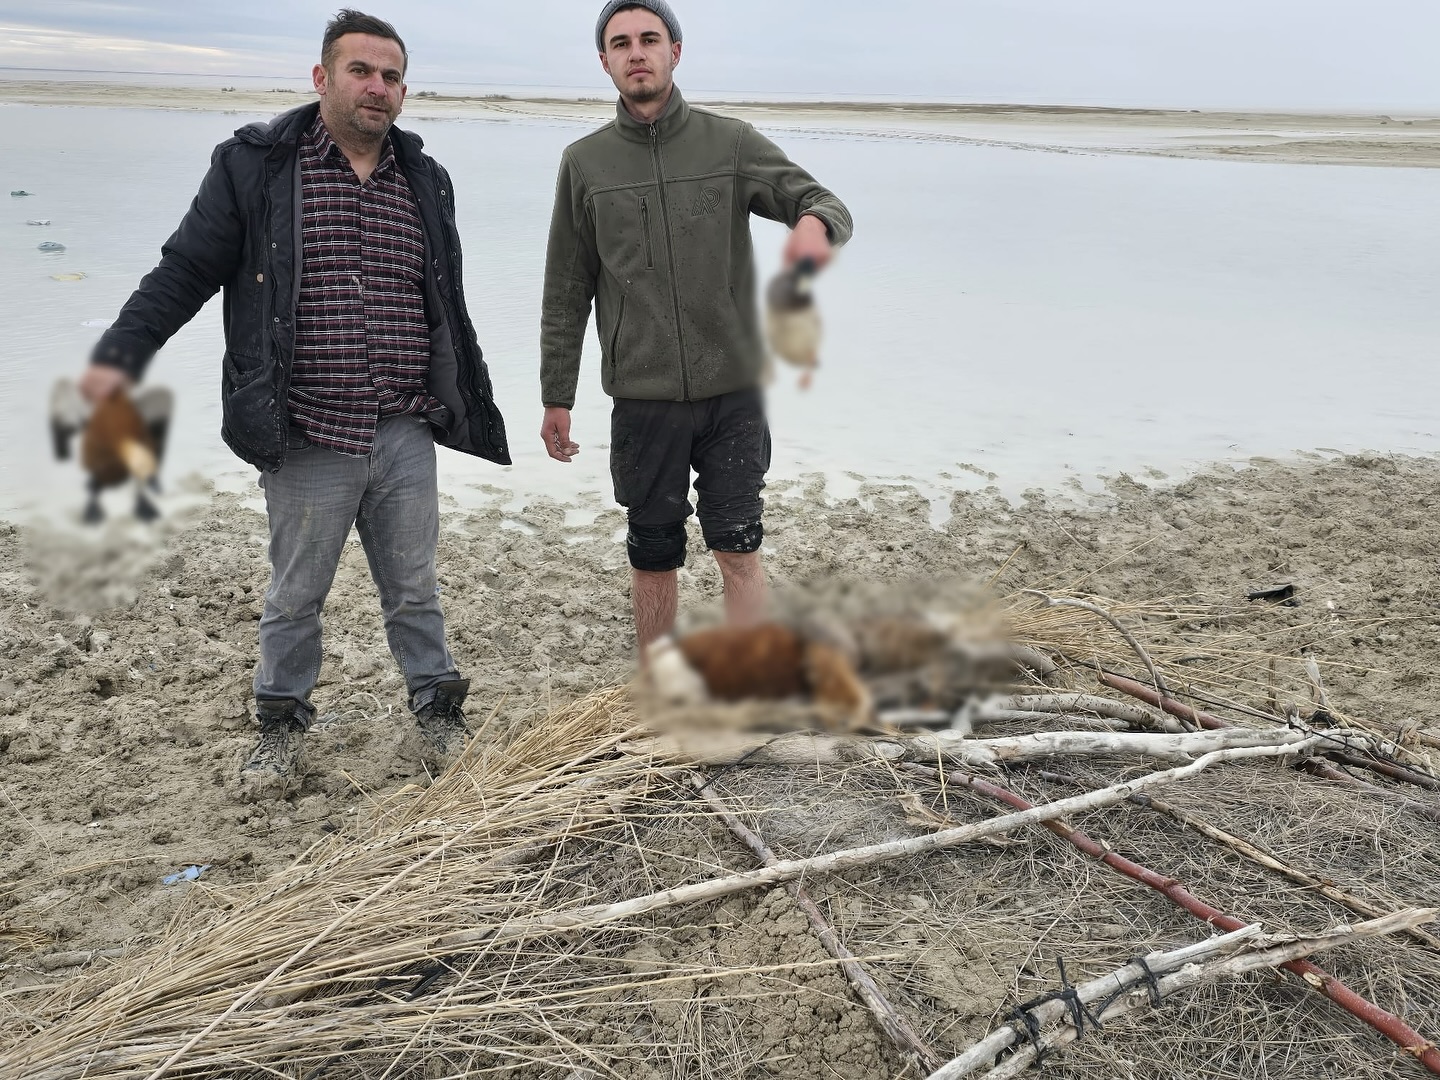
[540,1,853,649]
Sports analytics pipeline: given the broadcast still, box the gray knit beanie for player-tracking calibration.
[595,0,682,51]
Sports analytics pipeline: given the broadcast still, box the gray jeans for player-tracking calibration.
[254,415,459,722]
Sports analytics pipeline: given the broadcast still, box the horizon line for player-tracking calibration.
[3,66,1439,115]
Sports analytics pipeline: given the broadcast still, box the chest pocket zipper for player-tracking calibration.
[639,195,655,270]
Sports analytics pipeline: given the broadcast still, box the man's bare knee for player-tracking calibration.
[713,549,762,578]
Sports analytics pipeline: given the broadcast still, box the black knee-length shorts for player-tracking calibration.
[610,387,771,570]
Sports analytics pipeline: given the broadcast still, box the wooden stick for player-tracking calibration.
[927,923,1269,1079]
[1033,768,1440,954]
[901,763,1440,1075]
[1327,750,1440,791]
[1102,671,1440,800]
[971,909,1439,1080]
[1099,671,1225,731]
[1304,656,1333,714]
[1170,681,1440,759]
[1003,644,1059,681]
[1303,660,1439,788]
[432,741,1320,954]
[1300,757,1440,825]
[626,727,1318,771]
[689,774,944,1072]
[971,709,1130,732]
[987,693,1187,734]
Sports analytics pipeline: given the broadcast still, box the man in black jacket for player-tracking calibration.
[78,10,509,795]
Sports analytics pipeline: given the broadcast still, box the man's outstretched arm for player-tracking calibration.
[737,122,854,265]
[82,145,247,400]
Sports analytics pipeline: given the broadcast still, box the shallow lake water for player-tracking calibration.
[3,101,1438,523]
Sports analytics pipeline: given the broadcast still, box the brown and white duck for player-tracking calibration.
[50,378,172,523]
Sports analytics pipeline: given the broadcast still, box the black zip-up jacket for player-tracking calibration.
[91,102,509,471]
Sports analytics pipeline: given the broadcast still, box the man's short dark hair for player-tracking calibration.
[322,9,408,73]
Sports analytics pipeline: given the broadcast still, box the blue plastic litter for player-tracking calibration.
[162,864,211,886]
[38,241,66,253]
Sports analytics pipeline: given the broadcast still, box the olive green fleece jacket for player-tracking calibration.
[540,87,853,408]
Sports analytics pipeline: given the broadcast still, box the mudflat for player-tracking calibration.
[3,451,1437,981]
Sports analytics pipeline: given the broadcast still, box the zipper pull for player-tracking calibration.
[649,124,657,138]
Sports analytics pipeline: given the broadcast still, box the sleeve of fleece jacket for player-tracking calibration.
[736,123,853,246]
[540,149,602,409]
[91,143,247,381]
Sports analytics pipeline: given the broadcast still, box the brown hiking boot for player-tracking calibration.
[241,705,308,798]
[413,679,472,767]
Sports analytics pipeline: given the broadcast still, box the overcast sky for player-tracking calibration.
[1,0,1437,110]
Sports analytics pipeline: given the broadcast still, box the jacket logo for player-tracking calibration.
[690,186,722,217]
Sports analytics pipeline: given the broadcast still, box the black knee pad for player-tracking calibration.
[704,521,763,554]
[628,521,687,571]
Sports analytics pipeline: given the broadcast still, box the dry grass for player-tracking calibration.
[0,924,52,957]
[2,591,1438,1080]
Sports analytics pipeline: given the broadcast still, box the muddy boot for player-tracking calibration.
[413,679,472,768]
[241,703,308,798]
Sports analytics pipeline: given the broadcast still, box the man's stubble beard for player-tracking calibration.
[327,100,393,150]
[623,65,673,106]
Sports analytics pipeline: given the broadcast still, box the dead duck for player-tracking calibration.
[50,378,172,523]
[764,256,822,389]
[642,621,872,733]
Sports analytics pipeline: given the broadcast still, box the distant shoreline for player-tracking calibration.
[3,80,1439,167]
[2,68,1438,119]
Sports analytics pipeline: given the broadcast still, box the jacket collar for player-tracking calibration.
[613,85,689,143]
[233,100,425,161]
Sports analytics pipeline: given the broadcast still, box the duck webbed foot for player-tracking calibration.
[135,490,161,522]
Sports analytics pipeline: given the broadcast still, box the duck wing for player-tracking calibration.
[132,385,174,463]
[49,378,90,461]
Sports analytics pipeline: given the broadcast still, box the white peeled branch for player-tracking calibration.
[625,726,1330,770]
